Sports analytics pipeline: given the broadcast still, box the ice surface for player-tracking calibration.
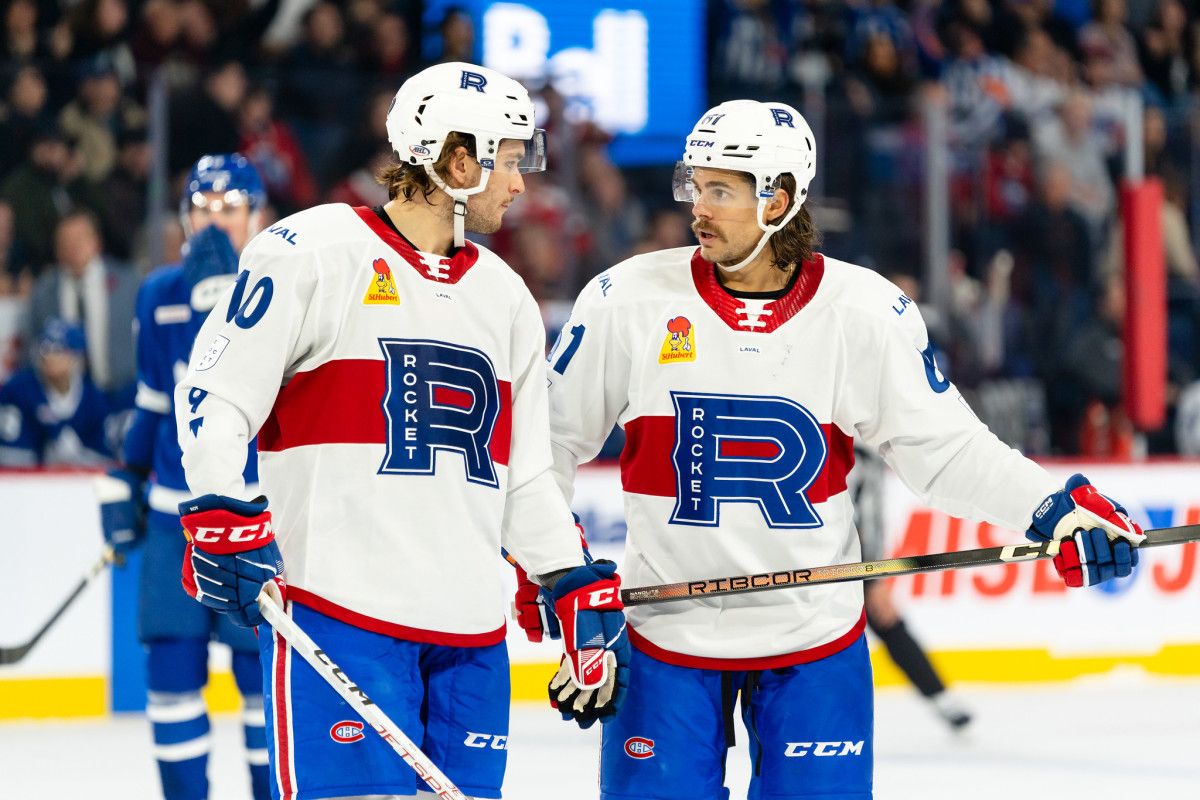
[1,677,1197,799]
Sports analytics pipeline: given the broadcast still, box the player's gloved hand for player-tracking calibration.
[94,469,147,554]
[513,563,560,642]
[181,223,239,279]
[547,560,630,729]
[179,494,284,627]
[1025,473,1145,587]
[511,517,593,642]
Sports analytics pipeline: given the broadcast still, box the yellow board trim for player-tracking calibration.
[5,644,1199,719]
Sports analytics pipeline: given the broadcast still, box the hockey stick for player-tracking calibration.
[0,546,120,666]
[621,524,1200,607]
[256,581,467,800]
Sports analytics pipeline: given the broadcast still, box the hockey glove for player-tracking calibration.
[94,469,147,554]
[513,563,560,642]
[511,518,593,643]
[548,560,630,729]
[179,494,284,627]
[1026,473,1144,588]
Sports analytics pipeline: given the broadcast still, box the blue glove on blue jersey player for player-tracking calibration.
[1026,473,1144,587]
[94,469,148,554]
[547,560,631,729]
[179,494,284,627]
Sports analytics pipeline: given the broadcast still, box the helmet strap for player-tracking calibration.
[423,163,491,249]
[715,198,803,274]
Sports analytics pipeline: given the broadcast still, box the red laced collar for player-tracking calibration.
[689,248,825,333]
[354,206,480,284]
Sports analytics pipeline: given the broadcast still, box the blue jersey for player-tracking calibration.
[126,262,257,515]
[0,367,112,466]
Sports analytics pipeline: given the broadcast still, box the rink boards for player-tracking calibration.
[1,462,1198,720]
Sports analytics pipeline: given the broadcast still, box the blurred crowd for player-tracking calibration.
[0,0,1198,468]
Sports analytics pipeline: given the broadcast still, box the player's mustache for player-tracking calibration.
[691,222,720,239]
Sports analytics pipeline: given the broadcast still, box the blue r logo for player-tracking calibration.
[379,339,501,487]
[670,392,827,528]
[770,109,795,128]
[460,71,488,92]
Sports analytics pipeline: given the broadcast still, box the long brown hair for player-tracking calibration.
[376,132,477,202]
[764,173,821,269]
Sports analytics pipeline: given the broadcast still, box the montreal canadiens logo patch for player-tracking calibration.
[330,720,365,743]
[659,316,695,364]
[364,257,401,305]
[624,736,655,759]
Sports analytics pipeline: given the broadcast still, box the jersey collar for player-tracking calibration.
[689,248,825,333]
[354,206,480,284]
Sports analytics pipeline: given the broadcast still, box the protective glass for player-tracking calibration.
[672,162,769,209]
[484,129,548,174]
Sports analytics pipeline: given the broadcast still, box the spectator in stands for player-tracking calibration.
[168,57,245,174]
[1078,0,1143,88]
[326,147,391,208]
[239,84,318,215]
[1137,0,1194,105]
[98,125,150,261]
[1,126,105,271]
[0,64,51,180]
[25,210,136,395]
[432,5,475,64]
[366,11,414,81]
[57,56,146,183]
[277,1,360,182]
[129,0,180,75]
[939,18,1014,148]
[0,318,113,466]
[66,0,135,86]
[2,0,50,64]
[709,0,792,101]
[1033,90,1115,238]
[576,147,645,279]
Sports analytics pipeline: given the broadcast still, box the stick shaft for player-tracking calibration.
[0,547,115,666]
[620,525,1200,607]
[256,584,467,800]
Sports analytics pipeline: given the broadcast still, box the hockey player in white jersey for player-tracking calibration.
[523,100,1144,799]
[173,62,629,800]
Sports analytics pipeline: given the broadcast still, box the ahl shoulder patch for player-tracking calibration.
[364,258,401,306]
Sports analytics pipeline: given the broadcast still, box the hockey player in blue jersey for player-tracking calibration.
[0,318,113,466]
[95,154,270,800]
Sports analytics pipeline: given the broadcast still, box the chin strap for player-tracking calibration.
[716,197,804,273]
[424,164,491,248]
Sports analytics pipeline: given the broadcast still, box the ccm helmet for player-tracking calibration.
[674,100,816,271]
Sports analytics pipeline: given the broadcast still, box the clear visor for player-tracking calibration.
[672,161,772,209]
[188,190,252,214]
[483,129,548,174]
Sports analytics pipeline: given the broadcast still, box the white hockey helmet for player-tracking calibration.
[674,100,817,272]
[385,61,547,245]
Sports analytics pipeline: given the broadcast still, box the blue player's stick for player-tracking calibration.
[0,546,120,665]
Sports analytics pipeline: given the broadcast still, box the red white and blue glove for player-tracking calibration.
[511,520,593,643]
[547,561,630,729]
[1025,473,1145,588]
[179,494,284,627]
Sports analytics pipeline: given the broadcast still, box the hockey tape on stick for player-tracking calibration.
[620,524,1200,607]
[256,581,467,800]
[0,546,120,666]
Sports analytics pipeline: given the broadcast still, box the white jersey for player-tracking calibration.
[176,203,582,645]
[548,246,1058,669]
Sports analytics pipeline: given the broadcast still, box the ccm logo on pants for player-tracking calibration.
[464,733,508,750]
[784,741,864,757]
